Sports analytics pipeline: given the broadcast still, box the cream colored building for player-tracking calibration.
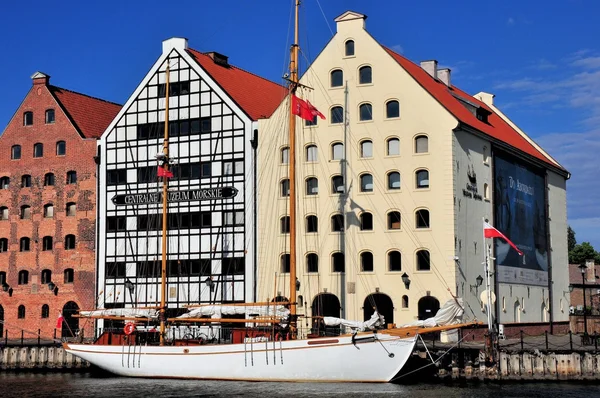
[257,11,570,332]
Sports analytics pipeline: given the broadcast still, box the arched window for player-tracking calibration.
[66,202,76,217]
[41,269,52,284]
[33,143,44,158]
[0,207,8,221]
[415,135,429,153]
[306,215,318,233]
[387,211,401,230]
[484,183,490,200]
[360,140,373,158]
[387,138,400,156]
[65,234,76,250]
[20,205,31,220]
[331,175,344,193]
[361,251,374,272]
[387,171,401,190]
[44,173,55,186]
[416,249,431,271]
[24,111,33,126]
[43,203,54,218]
[0,271,5,285]
[20,237,30,252]
[280,179,290,197]
[331,106,344,123]
[66,171,77,184]
[280,253,290,273]
[280,216,290,234]
[11,145,21,160]
[42,236,53,251]
[0,176,9,189]
[416,209,430,228]
[386,100,400,118]
[360,174,373,192]
[331,214,344,232]
[64,268,74,283]
[359,66,372,84]
[45,109,55,124]
[306,144,318,162]
[360,212,373,231]
[359,103,372,121]
[18,305,26,319]
[18,270,29,285]
[402,295,409,308]
[330,69,343,87]
[388,250,402,271]
[21,175,31,188]
[306,177,318,195]
[416,169,429,188]
[345,40,355,56]
[332,252,345,273]
[331,142,344,160]
[280,146,289,164]
[41,304,50,318]
[306,253,319,273]
[56,141,66,156]
[0,238,8,252]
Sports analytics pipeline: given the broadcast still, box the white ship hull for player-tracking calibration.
[65,333,416,382]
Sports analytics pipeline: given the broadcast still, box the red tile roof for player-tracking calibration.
[49,86,121,139]
[383,47,565,172]
[187,49,287,121]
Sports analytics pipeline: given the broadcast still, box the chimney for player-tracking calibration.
[420,60,438,79]
[206,52,229,68]
[438,68,451,86]
[474,92,495,106]
[586,259,596,283]
[162,37,188,53]
[31,71,50,86]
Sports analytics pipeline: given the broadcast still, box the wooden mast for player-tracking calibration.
[288,0,300,338]
[159,63,171,345]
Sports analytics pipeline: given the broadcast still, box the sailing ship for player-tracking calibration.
[64,2,475,382]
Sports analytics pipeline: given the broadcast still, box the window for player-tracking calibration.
[416,209,430,228]
[387,138,400,156]
[305,145,318,162]
[0,271,5,285]
[416,249,431,271]
[484,183,490,200]
[280,179,290,197]
[359,66,372,84]
[331,175,344,194]
[360,252,374,272]
[66,202,76,217]
[33,143,43,158]
[42,236,53,251]
[416,169,429,188]
[20,205,31,220]
[0,207,8,221]
[345,40,355,56]
[386,100,400,118]
[222,159,244,176]
[331,214,344,232]
[41,269,52,284]
[280,216,290,234]
[280,147,289,164]
[24,112,33,126]
[306,253,319,273]
[332,252,345,273]
[18,305,26,319]
[107,216,127,232]
[65,234,76,250]
[360,174,373,192]
[18,270,29,285]
[41,304,50,319]
[45,109,55,124]
[330,69,343,87]
[107,262,128,278]
[107,169,127,185]
[306,177,318,195]
[387,211,401,230]
[0,238,8,252]
[306,215,318,233]
[331,142,344,160]
[359,103,372,121]
[43,203,54,218]
[66,171,77,184]
[305,115,318,126]
[360,140,373,158]
[280,254,290,273]
[415,135,429,153]
[223,210,244,226]
[44,173,55,186]
[20,237,31,252]
[21,175,31,188]
[360,212,373,231]
[11,145,21,160]
[388,251,402,271]
[331,106,344,124]
[56,141,66,156]
[388,171,401,190]
[402,295,409,308]
[64,268,74,283]
[137,166,157,183]
[0,176,9,189]
[158,81,191,97]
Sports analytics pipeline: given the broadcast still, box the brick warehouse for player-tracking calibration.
[0,72,120,341]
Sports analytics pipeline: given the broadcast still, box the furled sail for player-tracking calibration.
[177,305,290,320]
[401,298,464,328]
[323,311,385,332]
[80,308,159,318]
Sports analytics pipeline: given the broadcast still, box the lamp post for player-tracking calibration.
[579,263,588,336]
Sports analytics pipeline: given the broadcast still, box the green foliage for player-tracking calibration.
[568,226,576,252]
[569,242,599,265]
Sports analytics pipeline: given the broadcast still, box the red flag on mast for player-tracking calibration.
[291,95,325,121]
[56,312,64,329]
[157,166,173,178]
[483,221,523,256]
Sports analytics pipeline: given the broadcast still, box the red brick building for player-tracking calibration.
[569,259,600,333]
[0,72,120,341]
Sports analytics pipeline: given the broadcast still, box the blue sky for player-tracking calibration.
[1,0,598,249]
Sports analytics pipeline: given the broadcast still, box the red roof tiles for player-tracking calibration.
[187,49,287,121]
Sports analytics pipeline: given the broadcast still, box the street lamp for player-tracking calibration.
[579,263,588,336]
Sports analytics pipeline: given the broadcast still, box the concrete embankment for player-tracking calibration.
[0,346,89,370]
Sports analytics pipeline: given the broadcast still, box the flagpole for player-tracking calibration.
[482,218,493,332]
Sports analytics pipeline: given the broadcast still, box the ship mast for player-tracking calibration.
[288,0,300,338]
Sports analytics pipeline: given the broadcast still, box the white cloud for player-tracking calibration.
[390,44,403,54]
[507,17,515,25]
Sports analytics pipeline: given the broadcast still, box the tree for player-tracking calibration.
[568,226,576,252]
[569,242,598,265]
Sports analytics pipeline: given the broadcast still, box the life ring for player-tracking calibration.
[124,322,135,335]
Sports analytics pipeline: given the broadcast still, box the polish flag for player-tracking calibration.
[483,221,523,255]
[56,312,64,329]
[291,95,325,121]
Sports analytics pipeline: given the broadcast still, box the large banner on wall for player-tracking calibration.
[494,153,548,286]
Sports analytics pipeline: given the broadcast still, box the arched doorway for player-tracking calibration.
[311,293,341,336]
[62,301,79,338]
[0,304,3,337]
[417,296,440,320]
[363,293,394,327]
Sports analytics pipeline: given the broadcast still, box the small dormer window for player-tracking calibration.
[24,112,33,126]
[476,108,489,123]
[345,40,355,56]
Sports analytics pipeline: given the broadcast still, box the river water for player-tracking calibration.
[1,372,599,397]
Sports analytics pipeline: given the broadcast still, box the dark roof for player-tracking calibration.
[49,86,121,139]
[187,49,287,120]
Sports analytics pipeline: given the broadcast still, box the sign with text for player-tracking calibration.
[112,187,238,206]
